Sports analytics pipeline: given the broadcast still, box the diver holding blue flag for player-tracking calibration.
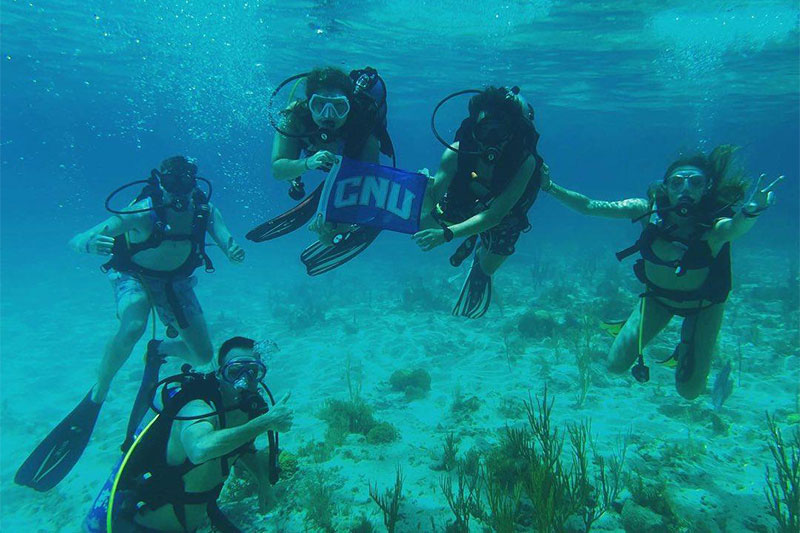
[246,66,397,276]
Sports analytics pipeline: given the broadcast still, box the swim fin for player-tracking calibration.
[122,339,165,453]
[300,225,381,276]
[245,183,324,242]
[15,389,102,491]
[600,319,627,337]
[452,257,492,319]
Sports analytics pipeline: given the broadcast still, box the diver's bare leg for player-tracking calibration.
[92,294,151,403]
[173,312,214,367]
[607,297,673,374]
[675,304,725,400]
[477,248,509,275]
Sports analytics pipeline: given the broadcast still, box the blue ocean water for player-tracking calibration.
[1,1,799,531]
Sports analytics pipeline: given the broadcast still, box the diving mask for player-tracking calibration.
[156,169,197,197]
[473,117,512,146]
[665,171,708,193]
[309,94,351,121]
[473,117,512,164]
[220,359,267,391]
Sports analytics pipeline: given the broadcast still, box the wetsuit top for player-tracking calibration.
[439,117,543,225]
[619,212,732,307]
[102,187,214,280]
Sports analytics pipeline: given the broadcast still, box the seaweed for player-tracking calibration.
[566,315,596,408]
[764,412,800,533]
[319,356,396,446]
[432,432,459,472]
[302,470,337,532]
[469,386,627,532]
[440,461,482,533]
[369,466,404,533]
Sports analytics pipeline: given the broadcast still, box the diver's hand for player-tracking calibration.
[308,214,338,245]
[226,237,245,263]
[258,392,293,433]
[305,151,337,172]
[539,163,553,193]
[413,228,447,251]
[743,173,783,215]
[82,234,115,255]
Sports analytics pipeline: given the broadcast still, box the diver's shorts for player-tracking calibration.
[107,269,203,329]
[480,215,531,256]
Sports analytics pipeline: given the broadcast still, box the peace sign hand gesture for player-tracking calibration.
[743,173,784,216]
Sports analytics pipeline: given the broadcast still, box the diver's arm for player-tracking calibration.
[709,213,757,246]
[207,204,245,262]
[271,132,307,181]
[449,154,537,239]
[542,164,648,219]
[547,182,648,220]
[711,173,783,244]
[181,407,278,465]
[68,212,141,254]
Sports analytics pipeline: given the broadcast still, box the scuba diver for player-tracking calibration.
[15,156,246,492]
[413,86,545,318]
[83,336,293,532]
[246,65,396,276]
[542,146,784,399]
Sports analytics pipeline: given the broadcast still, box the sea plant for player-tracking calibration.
[466,386,627,532]
[303,470,337,532]
[433,432,459,472]
[369,466,404,533]
[566,315,595,408]
[764,412,800,533]
[319,356,396,446]
[440,461,481,533]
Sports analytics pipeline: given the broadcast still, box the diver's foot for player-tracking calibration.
[146,339,166,364]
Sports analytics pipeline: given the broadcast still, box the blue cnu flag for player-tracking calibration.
[317,156,428,234]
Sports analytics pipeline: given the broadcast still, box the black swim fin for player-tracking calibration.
[15,389,102,491]
[452,257,492,319]
[246,183,324,242]
[300,225,381,276]
[122,339,165,453]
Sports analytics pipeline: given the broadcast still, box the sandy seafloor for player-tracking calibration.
[0,228,798,532]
